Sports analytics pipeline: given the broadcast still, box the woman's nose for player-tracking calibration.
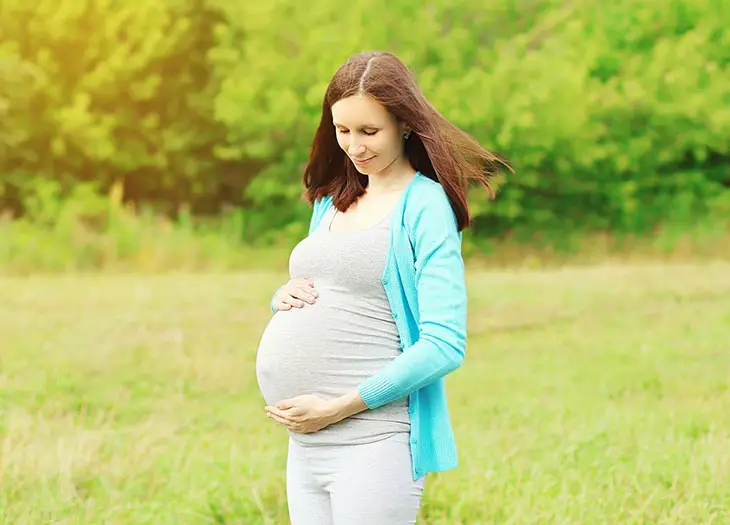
[348,140,365,156]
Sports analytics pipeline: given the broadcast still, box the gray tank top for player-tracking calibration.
[255,205,410,445]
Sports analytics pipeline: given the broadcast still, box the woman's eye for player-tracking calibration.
[336,128,377,136]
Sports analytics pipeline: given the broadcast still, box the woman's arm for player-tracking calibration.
[355,187,467,409]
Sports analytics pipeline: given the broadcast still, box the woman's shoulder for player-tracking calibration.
[313,194,334,207]
[405,176,456,227]
[308,194,334,234]
[312,194,334,217]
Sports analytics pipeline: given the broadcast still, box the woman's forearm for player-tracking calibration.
[328,389,368,424]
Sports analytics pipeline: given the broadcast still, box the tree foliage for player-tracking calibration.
[1,0,728,243]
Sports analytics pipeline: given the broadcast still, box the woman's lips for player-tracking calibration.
[352,156,374,165]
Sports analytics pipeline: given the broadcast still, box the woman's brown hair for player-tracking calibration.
[303,51,512,231]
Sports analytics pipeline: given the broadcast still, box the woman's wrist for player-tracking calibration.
[328,390,368,424]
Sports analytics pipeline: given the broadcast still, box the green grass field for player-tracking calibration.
[1,262,729,524]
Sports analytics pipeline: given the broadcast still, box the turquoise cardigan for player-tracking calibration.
[273,172,467,481]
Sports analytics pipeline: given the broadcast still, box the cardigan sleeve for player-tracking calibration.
[356,186,467,409]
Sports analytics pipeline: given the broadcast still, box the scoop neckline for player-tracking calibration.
[321,171,421,234]
[326,207,394,234]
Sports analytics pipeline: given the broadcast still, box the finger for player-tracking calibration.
[268,411,295,429]
[276,399,295,410]
[287,290,312,304]
[283,295,305,308]
[274,300,292,311]
[272,406,302,421]
[266,406,295,422]
[295,278,317,293]
[293,287,317,304]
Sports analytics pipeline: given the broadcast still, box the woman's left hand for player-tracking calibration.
[265,395,337,434]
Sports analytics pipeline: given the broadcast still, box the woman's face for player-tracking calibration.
[331,95,408,176]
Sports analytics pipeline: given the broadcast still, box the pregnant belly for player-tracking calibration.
[255,301,401,407]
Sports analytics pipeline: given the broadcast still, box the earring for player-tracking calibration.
[403,131,411,140]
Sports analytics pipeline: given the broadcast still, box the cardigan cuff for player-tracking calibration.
[269,285,285,313]
[357,375,401,409]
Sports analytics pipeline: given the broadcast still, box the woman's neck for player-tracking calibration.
[365,161,416,196]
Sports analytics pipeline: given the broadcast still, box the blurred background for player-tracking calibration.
[1,1,729,524]
[2,0,729,271]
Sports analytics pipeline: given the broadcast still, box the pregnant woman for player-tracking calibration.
[255,51,510,524]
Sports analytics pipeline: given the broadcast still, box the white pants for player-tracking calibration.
[286,432,426,524]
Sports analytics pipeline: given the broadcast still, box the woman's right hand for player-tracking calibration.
[272,277,319,312]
